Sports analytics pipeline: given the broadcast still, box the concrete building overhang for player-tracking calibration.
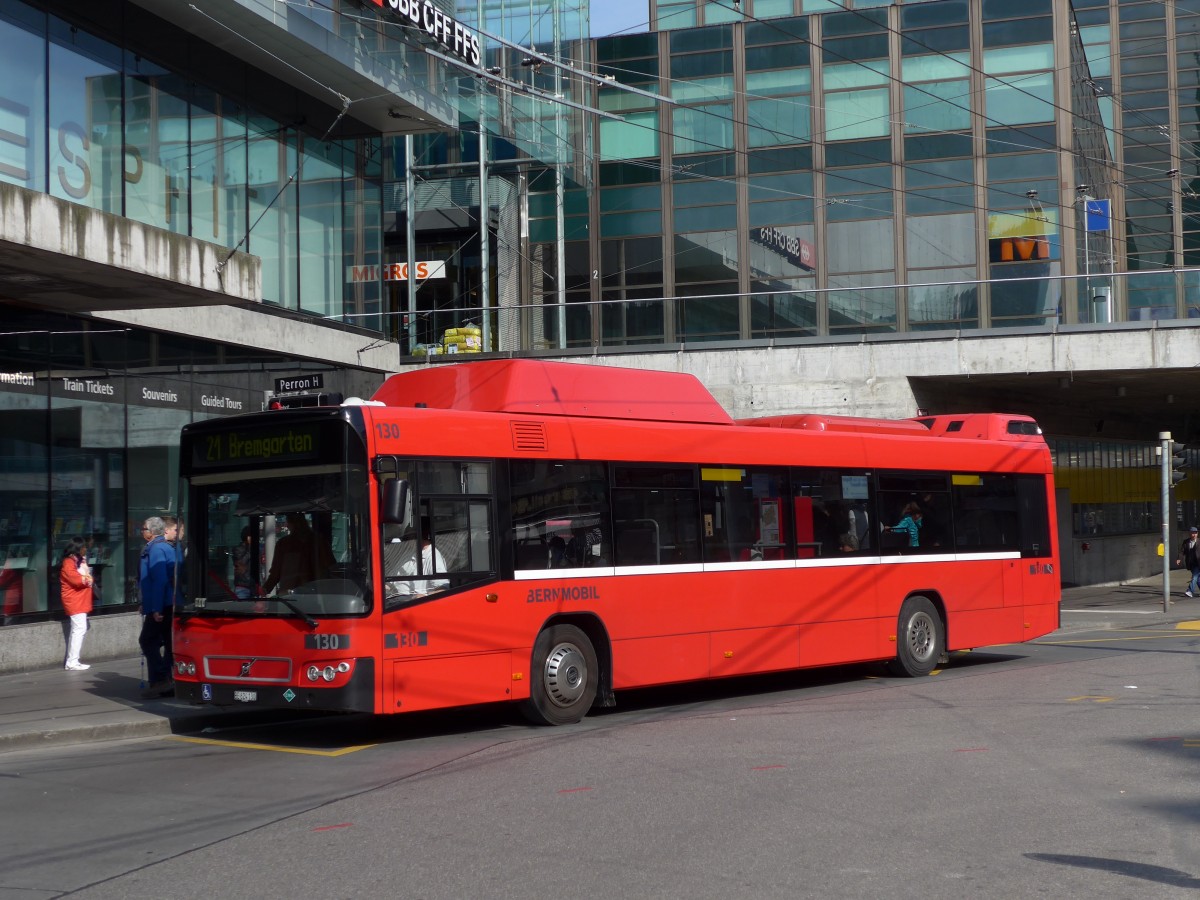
[128,0,459,135]
[909,368,1200,445]
[0,182,260,314]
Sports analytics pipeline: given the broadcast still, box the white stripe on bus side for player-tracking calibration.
[511,550,1022,580]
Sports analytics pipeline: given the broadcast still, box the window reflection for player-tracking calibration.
[0,8,46,191]
[48,25,121,212]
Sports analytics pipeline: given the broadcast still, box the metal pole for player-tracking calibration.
[1080,193,1092,321]
[553,0,567,350]
[479,126,491,351]
[1084,217,1090,320]
[1108,226,1116,318]
[405,135,418,354]
[554,137,567,349]
[1161,431,1172,612]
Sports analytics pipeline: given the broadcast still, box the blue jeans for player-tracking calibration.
[1188,569,1200,594]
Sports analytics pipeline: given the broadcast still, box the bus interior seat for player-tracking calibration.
[616,527,658,565]
[514,538,548,570]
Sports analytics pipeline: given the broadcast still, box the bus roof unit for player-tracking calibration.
[743,413,1044,443]
[739,414,932,436]
[913,414,1044,441]
[371,360,736,426]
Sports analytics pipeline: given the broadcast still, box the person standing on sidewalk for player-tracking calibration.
[1175,525,1200,598]
[164,516,187,608]
[138,517,175,697]
[60,535,94,670]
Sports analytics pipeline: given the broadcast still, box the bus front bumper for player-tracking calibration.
[176,658,375,713]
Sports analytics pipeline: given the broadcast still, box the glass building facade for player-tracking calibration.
[0,0,386,324]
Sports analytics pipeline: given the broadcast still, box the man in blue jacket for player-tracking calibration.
[138,517,176,698]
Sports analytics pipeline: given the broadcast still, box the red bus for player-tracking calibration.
[174,360,1059,725]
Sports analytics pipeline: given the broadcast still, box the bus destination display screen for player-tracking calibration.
[191,423,323,470]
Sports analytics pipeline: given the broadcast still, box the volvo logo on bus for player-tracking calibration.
[240,659,256,677]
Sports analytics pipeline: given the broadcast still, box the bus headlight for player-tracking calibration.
[175,660,196,676]
[305,660,353,683]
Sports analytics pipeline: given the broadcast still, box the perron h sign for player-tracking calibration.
[274,374,324,395]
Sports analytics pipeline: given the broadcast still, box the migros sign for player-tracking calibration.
[369,0,482,66]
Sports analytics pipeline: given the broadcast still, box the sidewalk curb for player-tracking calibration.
[0,719,174,753]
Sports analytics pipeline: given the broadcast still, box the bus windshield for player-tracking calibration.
[187,464,371,618]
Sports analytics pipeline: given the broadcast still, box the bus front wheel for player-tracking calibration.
[521,624,598,726]
[888,596,943,677]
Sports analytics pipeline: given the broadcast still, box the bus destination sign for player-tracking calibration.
[195,425,321,468]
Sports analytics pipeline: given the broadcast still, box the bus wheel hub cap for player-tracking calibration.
[545,644,586,707]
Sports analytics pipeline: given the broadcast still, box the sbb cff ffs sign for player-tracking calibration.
[368,0,481,65]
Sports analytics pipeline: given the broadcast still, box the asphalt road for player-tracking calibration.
[2,611,1199,900]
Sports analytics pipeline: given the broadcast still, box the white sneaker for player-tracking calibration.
[1187,592,1194,599]
[64,662,90,671]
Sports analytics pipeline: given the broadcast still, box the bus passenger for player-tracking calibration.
[548,534,567,568]
[262,513,334,594]
[232,527,256,599]
[890,502,923,548]
[385,517,449,599]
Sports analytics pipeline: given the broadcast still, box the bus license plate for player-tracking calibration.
[233,690,257,702]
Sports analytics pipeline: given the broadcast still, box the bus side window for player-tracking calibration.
[612,464,699,566]
[510,460,610,572]
[382,460,497,606]
[791,468,871,558]
[700,466,787,563]
[1014,475,1050,557]
[951,474,1013,551]
[877,473,950,554]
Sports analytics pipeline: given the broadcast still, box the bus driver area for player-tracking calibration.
[175,360,1060,726]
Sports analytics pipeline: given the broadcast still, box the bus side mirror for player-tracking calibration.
[382,478,409,525]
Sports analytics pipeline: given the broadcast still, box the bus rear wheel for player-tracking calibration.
[888,596,943,677]
[521,624,598,726]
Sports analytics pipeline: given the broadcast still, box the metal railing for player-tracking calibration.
[331,267,1200,356]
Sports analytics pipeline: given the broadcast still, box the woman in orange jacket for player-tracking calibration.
[60,535,94,670]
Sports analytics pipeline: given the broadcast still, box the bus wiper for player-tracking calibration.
[266,594,319,629]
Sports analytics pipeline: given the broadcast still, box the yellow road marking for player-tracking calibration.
[1037,633,1191,646]
[169,735,375,757]
[1176,620,1200,631]
[1067,696,1114,703]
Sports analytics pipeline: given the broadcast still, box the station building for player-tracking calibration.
[2,0,1199,667]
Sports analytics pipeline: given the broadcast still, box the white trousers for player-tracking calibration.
[66,613,88,666]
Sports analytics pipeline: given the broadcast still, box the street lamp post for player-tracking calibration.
[1078,186,1093,322]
